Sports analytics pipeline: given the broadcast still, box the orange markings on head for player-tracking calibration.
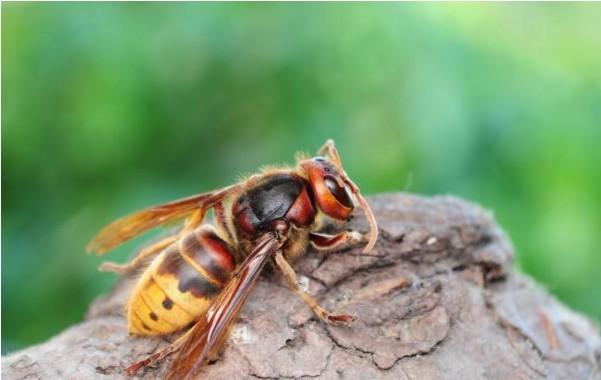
[300,139,379,254]
[300,157,354,221]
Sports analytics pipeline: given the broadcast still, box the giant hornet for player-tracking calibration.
[87,140,378,379]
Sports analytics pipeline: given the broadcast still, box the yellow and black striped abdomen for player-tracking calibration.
[127,227,236,336]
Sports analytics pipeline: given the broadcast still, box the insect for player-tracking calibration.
[87,139,378,379]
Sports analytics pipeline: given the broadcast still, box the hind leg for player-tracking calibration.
[124,327,194,376]
[99,236,177,273]
[99,209,206,274]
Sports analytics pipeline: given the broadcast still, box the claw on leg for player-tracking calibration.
[124,326,195,376]
[124,348,169,376]
[309,230,367,253]
[124,340,180,376]
[275,251,355,327]
[314,305,355,326]
[325,313,355,326]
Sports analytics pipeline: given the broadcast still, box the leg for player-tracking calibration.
[309,230,366,253]
[99,235,177,273]
[99,209,206,274]
[180,208,206,234]
[214,201,235,244]
[274,251,354,326]
[124,327,194,376]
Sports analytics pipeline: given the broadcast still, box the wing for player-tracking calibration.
[165,232,280,380]
[86,185,240,254]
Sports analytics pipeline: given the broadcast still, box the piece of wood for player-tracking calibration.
[3,194,600,379]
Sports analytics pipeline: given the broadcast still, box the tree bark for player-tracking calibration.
[3,193,600,380]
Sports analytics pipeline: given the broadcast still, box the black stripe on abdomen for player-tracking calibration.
[157,247,222,299]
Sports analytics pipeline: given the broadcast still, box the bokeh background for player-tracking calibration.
[3,3,600,353]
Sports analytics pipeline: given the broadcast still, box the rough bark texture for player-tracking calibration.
[3,193,600,380]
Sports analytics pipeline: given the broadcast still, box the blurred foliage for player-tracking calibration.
[2,3,600,353]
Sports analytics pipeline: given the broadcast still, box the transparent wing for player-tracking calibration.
[87,185,239,254]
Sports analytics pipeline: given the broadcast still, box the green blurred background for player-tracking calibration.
[2,3,600,353]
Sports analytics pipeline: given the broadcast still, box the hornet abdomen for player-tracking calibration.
[127,227,235,335]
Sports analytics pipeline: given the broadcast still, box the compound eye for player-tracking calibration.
[324,175,353,208]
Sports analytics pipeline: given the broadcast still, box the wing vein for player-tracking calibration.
[165,232,280,380]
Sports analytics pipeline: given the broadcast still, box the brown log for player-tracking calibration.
[3,194,600,379]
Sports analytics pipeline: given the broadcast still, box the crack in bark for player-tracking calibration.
[3,194,599,380]
[323,324,375,360]
[379,333,448,372]
[484,298,547,378]
[248,343,334,380]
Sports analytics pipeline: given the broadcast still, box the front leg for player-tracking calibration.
[274,251,354,326]
[309,230,366,253]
